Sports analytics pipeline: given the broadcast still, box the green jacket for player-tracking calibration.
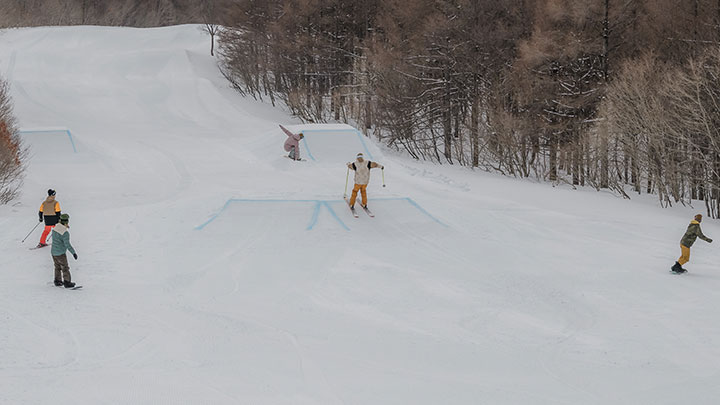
[681,220,712,248]
[51,224,77,256]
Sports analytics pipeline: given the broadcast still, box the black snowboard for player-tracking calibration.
[48,282,83,290]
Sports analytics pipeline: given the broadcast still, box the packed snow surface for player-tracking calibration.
[1,25,720,404]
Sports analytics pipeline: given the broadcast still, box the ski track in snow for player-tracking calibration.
[0,305,79,371]
[3,25,720,404]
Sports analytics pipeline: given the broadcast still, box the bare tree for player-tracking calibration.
[203,23,220,56]
[212,0,720,213]
[201,1,221,56]
[602,47,720,216]
[0,0,218,28]
[0,78,27,204]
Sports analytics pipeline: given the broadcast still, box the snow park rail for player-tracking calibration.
[195,197,446,231]
[300,128,373,162]
[19,128,78,153]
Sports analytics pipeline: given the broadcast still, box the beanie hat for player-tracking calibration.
[60,214,69,223]
[48,189,56,196]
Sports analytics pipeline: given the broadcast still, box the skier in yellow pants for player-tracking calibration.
[346,153,383,209]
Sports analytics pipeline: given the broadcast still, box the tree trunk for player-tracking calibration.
[600,122,609,188]
[471,95,479,167]
[444,108,453,163]
[572,143,580,186]
[717,0,720,41]
[443,81,453,163]
[694,0,700,56]
[632,153,640,193]
[364,94,372,130]
[624,147,630,184]
[602,0,609,81]
[549,139,558,181]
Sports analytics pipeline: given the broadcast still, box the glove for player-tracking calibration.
[708,239,713,244]
[39,217,43,222]
[381,165,384,169]
[73,253,78,260]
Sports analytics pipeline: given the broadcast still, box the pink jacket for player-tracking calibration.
[281,125,302,156]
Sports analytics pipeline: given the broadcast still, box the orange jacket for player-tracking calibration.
[39,197,61,225]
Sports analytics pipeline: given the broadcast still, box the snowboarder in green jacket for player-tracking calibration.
[672,214,712,274]
[51,214,78,288]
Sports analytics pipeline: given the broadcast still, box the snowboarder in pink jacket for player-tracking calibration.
[280,125,304,161]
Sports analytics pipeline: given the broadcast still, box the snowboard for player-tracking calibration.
[284,156,306,161]
[48,282,83,290]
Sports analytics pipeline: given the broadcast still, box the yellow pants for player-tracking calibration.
[678,245,691,266]
[349,184,368,207]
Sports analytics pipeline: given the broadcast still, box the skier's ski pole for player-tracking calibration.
[382,168,386,187]
[22,222,41,243]
[344,166,350,198]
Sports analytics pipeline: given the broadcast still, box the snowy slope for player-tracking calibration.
[1,25,720,404]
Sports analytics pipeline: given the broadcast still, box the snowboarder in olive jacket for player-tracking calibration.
[672,214,713,273]
[51,214,78,288]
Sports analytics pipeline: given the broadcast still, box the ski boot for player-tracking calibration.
[671,262,687,274]
[36,242,48,248]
